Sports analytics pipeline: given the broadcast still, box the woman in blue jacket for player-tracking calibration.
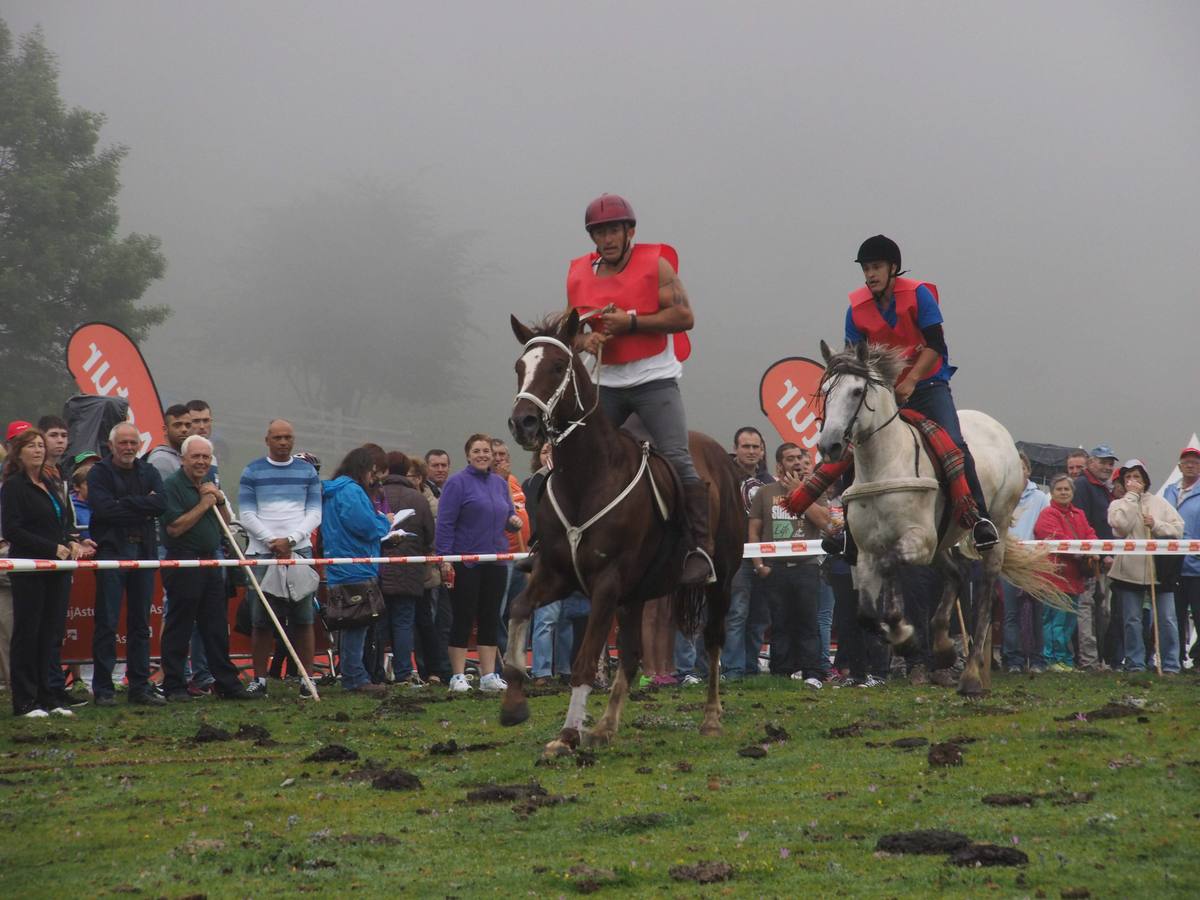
[321,447,392,693]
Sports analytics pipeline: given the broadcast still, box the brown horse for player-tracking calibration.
[501,310,744,756]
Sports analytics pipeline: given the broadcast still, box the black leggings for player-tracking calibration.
[9,571,71,715]
[448,563,506,648]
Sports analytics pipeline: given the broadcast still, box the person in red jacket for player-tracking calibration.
[564,193,713,585]
[1033,474,1098,671]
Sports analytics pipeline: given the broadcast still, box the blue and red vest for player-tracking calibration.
[566,243,691,365]
[848,277,941,382]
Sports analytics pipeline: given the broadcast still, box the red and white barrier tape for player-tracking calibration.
[744,539,1200,558]
[2,539,1197,573]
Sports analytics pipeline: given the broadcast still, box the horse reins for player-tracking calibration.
[512,321,604,447]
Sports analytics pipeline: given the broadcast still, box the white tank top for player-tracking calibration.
[591,246,683,389]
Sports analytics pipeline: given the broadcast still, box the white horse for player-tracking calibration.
[816,341,1063,695]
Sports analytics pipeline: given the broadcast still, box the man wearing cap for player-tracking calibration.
[563,193,714,585]
[1072,445,1119,671]
[1164,445,1200,669]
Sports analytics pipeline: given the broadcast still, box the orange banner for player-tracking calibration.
[758,357,826,451]
[66,323,164,456]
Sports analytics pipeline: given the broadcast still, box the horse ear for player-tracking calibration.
[511,314,534,345]
[561,308,581,343]
[855,341,869,363]
[819,340,834,365]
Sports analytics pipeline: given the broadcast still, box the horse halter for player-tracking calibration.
[513,335,600,446]
[822,368,901,450]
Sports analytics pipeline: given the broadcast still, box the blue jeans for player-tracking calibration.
[532,597,578,677]
[674,629,708,678]
[905,380,986,511]
[721,561,754,677]
[339,624,370,690]
[817,580,835,670]
[1117,585,1179,672]
[92,563,156,697]
[1002,581,1046,670]
[1043,601,1078,665]
[384,593,419,681]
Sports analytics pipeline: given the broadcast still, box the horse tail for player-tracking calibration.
[997,535,1075,612]
[673,583,708,638]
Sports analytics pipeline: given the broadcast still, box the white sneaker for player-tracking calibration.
[802,676,823,690]
[22,708,50,718]
[448,674,472,693]
[681,674,704,687]
[479,673,507,692]
[857,675,886,688]
[50,707,75,717]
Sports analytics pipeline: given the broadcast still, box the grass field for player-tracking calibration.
[1,671,1198,898]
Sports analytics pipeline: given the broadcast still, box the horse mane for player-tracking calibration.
[526,312,567,338]
[822,343,908,390]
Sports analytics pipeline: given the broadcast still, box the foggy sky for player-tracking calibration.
[7,1,1198,482]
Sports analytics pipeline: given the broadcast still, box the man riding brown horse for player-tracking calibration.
[519,194,715,585]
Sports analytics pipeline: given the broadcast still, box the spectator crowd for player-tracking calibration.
[0,404,1197,718]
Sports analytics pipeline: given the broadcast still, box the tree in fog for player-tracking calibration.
[0,21,167,424]
[221,181,476,418]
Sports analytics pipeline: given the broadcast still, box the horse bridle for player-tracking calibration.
[513,335,601,446]
[821,368,902,450]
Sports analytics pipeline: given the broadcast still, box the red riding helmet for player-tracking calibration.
[584,194,636,231]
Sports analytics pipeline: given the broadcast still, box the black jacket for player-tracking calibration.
[378,475,436,597]
[1,471,78,559]
[86,457,166,556]
[1072,474,1115,540]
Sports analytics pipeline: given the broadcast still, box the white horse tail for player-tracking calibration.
[998,536,1074,612]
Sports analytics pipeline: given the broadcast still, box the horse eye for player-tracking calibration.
[851,387,864,397]
[553,361,566,374]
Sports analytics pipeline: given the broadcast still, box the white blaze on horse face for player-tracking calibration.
[518,347,545,395]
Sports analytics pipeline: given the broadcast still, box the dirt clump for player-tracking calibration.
[949,843,1028,867]
[234,724,271,741]
[371,768,422,791]
[891,737,929,749]
[1056,703,1143,722]
[566,863,618,893]
[575,750,597,768]
[428,738,501,755]
[193,724,232,743]
[764,723,789,742]
[875,830,971,855]
[829,721,887,738]
[983,793,1036,807]
[11,731,71,744]
[738,745,767,759]
[941,734,978,745]
[928,742,964,767]
[1060,888,1091,899]
[674,760,693,772]
[669,861,734,884]
[304,744,359,762]
[466,782,547,804]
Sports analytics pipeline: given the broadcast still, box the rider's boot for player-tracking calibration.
[962,448,1000,550]
[681,481,717,585]
[514,540,538,574]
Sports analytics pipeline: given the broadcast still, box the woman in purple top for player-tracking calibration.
[435,434,521,693]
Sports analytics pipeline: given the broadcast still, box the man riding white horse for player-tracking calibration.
[519,193,716,585]
[787,235,1000,552]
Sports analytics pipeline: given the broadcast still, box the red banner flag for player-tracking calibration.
[759,357,825,452]
[66,323,165,456]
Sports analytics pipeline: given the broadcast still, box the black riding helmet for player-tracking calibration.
[855,235,903,273]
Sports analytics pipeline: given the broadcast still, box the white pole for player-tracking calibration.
[214,514,320,701]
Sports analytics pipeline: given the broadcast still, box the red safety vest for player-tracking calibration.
[848,277,941,382]
[566,243,691,365]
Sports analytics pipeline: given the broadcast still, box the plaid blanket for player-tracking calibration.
[785,409,979,527]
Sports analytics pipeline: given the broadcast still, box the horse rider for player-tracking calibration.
[795,235,1000,552]
[561,193,716,585]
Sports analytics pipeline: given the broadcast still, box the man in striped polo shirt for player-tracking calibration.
[238,419,322,697]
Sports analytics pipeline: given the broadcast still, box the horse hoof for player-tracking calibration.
[583,728,614,748]
[542,740,574,759]
[957,675,984,697]
[499,701,530,727]
[699,720,722,737]
[932,643,957,671]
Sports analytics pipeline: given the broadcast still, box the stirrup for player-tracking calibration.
[515,545,536,573]
[972,518,1000,550]
[682,548,717,585]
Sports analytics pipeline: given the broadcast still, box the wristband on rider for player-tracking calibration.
[628,310,638,333]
